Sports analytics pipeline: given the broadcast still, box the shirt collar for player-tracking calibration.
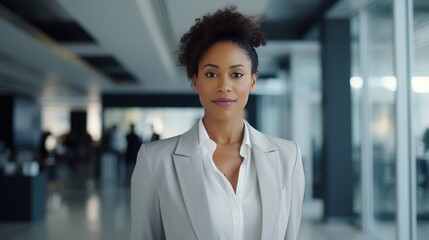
[198,118,252,150]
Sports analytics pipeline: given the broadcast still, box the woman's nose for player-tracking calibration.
[216,76,232,93]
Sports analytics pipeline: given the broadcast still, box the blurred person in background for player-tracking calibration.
[38,131,52,168]
[125,124,142,184]
[150,123,160,142]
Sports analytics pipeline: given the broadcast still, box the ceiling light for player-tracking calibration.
[412,76,429,93]
[350,76,363,89]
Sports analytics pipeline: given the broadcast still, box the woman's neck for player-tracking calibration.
[202,116,244,145]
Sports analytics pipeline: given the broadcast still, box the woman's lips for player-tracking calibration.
[212,98,236,107]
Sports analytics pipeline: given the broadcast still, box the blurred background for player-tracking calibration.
[0,0,428,239]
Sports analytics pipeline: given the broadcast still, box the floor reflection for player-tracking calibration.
[2,162,426,240]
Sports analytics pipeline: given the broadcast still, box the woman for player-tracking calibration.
[131,7,305,240]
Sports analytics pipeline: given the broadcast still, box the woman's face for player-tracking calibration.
[192,41,256,122]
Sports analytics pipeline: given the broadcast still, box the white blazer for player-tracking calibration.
[131,122,305,240]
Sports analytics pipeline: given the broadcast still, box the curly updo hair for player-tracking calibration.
[177,6,266,80]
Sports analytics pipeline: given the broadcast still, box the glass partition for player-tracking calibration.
[413,0,429,239]
[350,14,363,226]
[103,107,204,141]
[367,1,397,239]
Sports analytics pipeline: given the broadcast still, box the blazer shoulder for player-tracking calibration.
[138,135,181,171]
[264,135,302,182]
[264,135,300,164]
[143,135,180,157]
[247,122,298,154]
[266,135,298,152]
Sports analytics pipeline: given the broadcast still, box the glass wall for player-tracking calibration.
[350,14,363,226]
[103,107,204,141]
[367,1,397,239]
[413,0,429,239]
[351,0,429,239]
[258,43,322,204]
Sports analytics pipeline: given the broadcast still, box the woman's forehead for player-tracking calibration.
[198,42,252,68]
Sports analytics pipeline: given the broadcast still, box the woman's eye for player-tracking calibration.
[205,72,217,78]
[231,72,243,78]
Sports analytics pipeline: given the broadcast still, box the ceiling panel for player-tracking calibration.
[0,0,337,107]
[166,0,270,44]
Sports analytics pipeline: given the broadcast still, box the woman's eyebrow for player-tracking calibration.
[203,64,219,69]
[230,64,245,69]
[202,64,246,69]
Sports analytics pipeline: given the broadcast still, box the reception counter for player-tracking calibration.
[0,172,46,221]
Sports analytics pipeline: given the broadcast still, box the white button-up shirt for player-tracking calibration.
[198,119,262,240]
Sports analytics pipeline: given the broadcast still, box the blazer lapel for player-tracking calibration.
[172,124,216,240]
[248,124,282,240]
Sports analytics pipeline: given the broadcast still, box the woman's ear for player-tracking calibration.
[250,73,256,92]
[192,75,198,92]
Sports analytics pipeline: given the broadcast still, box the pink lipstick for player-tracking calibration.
[212,98,236,107]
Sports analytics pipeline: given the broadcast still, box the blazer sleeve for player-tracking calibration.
[130,144,165,240]
[284,143,305,240]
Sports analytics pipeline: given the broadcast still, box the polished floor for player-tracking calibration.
[0,163,371,240]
